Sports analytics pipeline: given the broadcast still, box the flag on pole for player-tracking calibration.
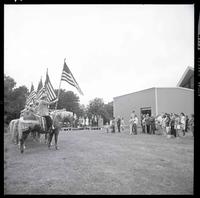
[26,83,36,106]
[61,60,84,95]
[36,77,45,101]
[45,69,57,102]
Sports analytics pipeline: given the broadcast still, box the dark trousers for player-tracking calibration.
[171,127,176,137]
[111,125,115,133]
[146,125,150,134]
[43,115,53,131]
[150,124,155,134]
[117,124,120,132]
[142,124,145,133]
[132,124,137,134]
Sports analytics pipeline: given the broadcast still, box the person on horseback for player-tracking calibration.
[37,93,58,133]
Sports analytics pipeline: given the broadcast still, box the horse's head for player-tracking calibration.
[51,109,73,127]
[22,108,37,120]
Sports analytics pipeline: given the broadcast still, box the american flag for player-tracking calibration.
[61,61,83,95]
[26,83,36,105]
[45,70,57,101]
[36,77,45,101]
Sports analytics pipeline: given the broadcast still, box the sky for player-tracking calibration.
[4,4,194,106]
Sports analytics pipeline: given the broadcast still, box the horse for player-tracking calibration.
[18,109,73,153]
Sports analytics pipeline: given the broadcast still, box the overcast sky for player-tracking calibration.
[4,4,194,106]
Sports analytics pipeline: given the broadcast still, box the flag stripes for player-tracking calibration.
[36,78,45,101]
[61,72,76,87]
[26,83,36,106]
[45,71,57,102]
[61,61,83,95]
[36,86,45,100]
[26,90,36,105]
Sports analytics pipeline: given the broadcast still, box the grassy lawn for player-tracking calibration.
[4,128,194,195]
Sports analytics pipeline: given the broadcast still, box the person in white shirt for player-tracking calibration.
[120,117,125,132]
[133,115,138,135]
[129,116,134,135]
[180,112,186,136]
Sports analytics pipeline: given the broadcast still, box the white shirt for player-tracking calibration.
[134,117,138,125]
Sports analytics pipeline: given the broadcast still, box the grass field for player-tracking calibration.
[4,128,194,195]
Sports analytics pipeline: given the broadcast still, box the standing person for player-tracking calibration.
[170,113,176,137]
[180,113,186,136]
[37,93,58,133]
[185,115,189,133]
[129,116,134,135]
[117,116,121,133]
[85,117,89,127]
[111,117,115,133]
[165,114,171,137]
[145,114,151,134]
[121,117,125,132]
[189,114,194,136]
[142,114,146,133]
[175,114,181,137]
[133,115,138,135]
[150,115,156,135]
[105,122,109,133]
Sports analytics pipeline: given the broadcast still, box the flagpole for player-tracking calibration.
[55,58,65,110]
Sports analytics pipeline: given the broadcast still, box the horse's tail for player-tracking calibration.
[8,120,13,134]
[18,119,24,140]
[10,119,17,142]
[13,119,19,143]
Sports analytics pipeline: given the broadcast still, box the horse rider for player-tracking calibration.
[37,93,58,133]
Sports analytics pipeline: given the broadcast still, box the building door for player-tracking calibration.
[140,107,151,117]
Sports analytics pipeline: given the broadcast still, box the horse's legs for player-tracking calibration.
[54,129,59,150]
[48,130,54,149]
[16,132,19,145]
[44,133,48,144]
[19,131,30,153]
[36,132,40,142]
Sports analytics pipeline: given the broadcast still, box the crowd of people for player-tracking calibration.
[107,111,194,138]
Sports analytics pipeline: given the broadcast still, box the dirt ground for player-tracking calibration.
[4,128,194,195]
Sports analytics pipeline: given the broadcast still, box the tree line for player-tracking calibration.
[4,74,113,125]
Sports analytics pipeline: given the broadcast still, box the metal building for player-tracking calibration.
[113,67,194,125]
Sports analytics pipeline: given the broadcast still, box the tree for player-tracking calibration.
[87,98,105,116]
[87,98,113,124]
[76,104,86,118]
[54,89,80,114]
[4,74,16,110]
[4,74,29,123]
[4,75,16,123]
[10,86,28,118]
[104,101,113,120]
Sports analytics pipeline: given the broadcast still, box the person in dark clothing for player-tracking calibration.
[170,114,176,137]
[145,114,150,134]
[185,115,189,132]
[141,114,146,133]
[117,117,121,132]
[150,116,156,134]
[189,114,194,136]
[111,118,115,133]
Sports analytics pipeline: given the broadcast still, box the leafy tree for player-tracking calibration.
[87,98,113,124]
[10,86,28,118]
[87,98,104,116]
[4,74,28,123]
[76,104,86,118]
[104,101,113,120]
[54,89,80,114]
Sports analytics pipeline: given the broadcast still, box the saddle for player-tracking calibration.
[19,115,47,133]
